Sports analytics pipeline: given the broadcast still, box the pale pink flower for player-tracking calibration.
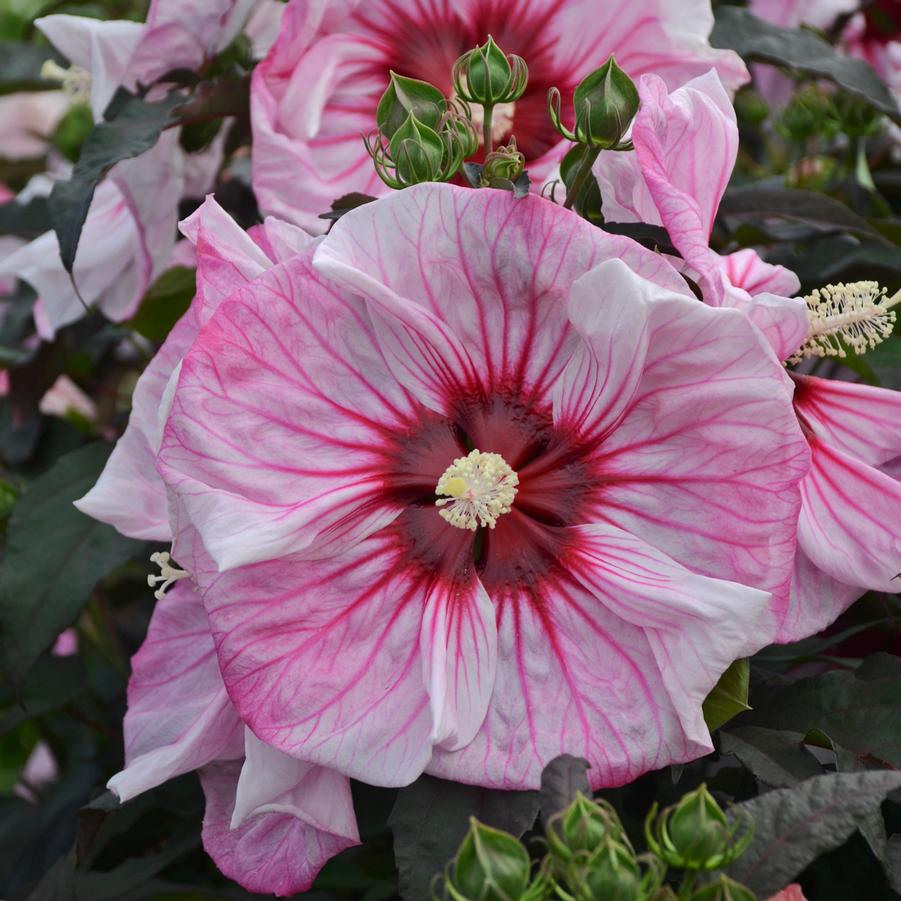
[36,0,255,120]
[0,132,184,339]
[39,374,97,421]
[78,198,359,896]
[156,183,807,791]
[600,68,901,639]
[251,0,749,233]
[766,886,810,901]
[593,70,809,360]
[0,92,69,159]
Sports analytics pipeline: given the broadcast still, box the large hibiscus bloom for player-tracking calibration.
[594,66,901,638]
[250,0,748,233]
[77,198,359,896]
[156,184,807,791]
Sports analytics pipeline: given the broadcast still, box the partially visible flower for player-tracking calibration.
[154,184,807,793]
[38,374,97,421]
[0,92,69,159]
[251,0,748,232]
[593,69,809,360]
[0,133,184,339]
[76,198,359,896]
[766,886,810,901]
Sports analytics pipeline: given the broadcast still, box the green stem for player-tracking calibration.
[677,868,698,900]
[482,103,495,155]
[563,146,601,211]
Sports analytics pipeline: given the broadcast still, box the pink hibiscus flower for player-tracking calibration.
[594,67,901,639]
[250,0,749,233]
[155,183,807,791]
[77,198,359,896]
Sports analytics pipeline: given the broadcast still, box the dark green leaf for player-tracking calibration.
[0,655,85,736]
[0,41,62,95]
[0,196,51,239]
[720,726,824,787]
[703,658,751,732]
[127,266,196,342]
[725,771,901,896]
[539,754,590,822]
[711,6,900,122]
[0,443,141,682]
[745,653,901,769]
[318,192,378,222]
[719,185,889,242]
[49,92,185,274]
[601,221,679,256]
[388,775,539,901]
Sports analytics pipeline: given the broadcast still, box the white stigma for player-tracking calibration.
[147,551,190,601]
[41,60,91,106]
[435,449,519,531]
[789,281,898,364]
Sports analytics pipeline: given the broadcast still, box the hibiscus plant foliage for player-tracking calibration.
[0,0,900,899]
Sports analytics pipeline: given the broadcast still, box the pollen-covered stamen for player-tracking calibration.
[41,60,91,106]
[435,449,519,530]
[789,281,899,364]
[147,551,190,601]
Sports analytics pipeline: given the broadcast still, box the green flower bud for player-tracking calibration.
[734,87,769,127]
[778,86,839,142]
[447,818,532,901]
[377,71,447,137]
[689,874,757,901]
[452,36,528,108]
[644,784,753,872]
[481,138,525,186]
[548,55,638,149]
[579,840,644,901]
[547,793,625,863]
[388,112,446,185]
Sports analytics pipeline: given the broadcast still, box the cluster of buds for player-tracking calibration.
[549,55,639,151]
[365,72,478,189]
[547,794,665,901]
[645,784,754,873]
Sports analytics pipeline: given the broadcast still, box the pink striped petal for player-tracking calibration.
[314,185,690,410]
[197,528,433,785]
[158,249,415,570]
[721,248,801,298]
[232,729,359,841]
[794,374,901,468]
[76,197,288,540]
[590,300,809,624]
[421,573,497,751]
[200,760,357,897]
[107,583,243,803]
[799,439,901,593]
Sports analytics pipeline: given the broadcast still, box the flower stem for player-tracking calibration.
[482,104,495,155]
[563,146,601,211]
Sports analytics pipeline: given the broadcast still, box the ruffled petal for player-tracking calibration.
[107,583,243,802]
[593,300,809,630]
[196,526,433,786]
[158,248,416,570]
[232,729,359,841]
[721,248,801,298]
[794,374,901,468]
[799,439,901,593]
[314,184,689,410]
[200,760,357,897]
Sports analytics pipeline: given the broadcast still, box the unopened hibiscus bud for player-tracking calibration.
[579,839,666,901]
[778,86,838,143]
[689,875,756,901]
[377,70,446,137]
[453,36,528,109]
[549,55,638,150]
[481,138,525,186]
[444,818,532,900]
[645,784,753,871]
[389,113,446,182]
[547,793,625,862]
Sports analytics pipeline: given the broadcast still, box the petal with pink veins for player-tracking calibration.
[107,583,243,803]
[721,248,801,298]
[158,249,416,570]
[200,760,358,897]
[588,300,809,627]
[314,185,691,411]
[799,439,901,593]
[196,528,434,786]
[76,197,283,540]
[793,374,901,468]
[232,729,359,841]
